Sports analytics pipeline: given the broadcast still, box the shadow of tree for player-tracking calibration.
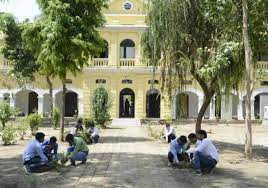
[99,136,153,143]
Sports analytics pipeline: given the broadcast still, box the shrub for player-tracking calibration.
[52,107,60,129]
[0,126,17,145]
[91,86,112,127]
[0,101,17,129]
[84,118,95,129]
[76,130,89,143]
[16,118,28,140]
[27,113,41,135]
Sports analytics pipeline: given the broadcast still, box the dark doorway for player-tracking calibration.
[119,88,135,118]
[65,92,78,117]
[28,92,38,114]
[146,89,160,118]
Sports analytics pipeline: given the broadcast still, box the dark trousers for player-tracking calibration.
[193,151,217,172]
[24,156,48,173]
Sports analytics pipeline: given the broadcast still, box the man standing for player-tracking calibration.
[23,132,48,173]
[63,134,89,166]
[193,130,219,175]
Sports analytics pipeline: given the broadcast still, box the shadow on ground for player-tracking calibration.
[99,136,153,143]
[1,152,268,188]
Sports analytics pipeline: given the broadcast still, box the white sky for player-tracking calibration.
[0,0,40,22]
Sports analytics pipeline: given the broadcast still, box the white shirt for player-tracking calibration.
[195,138,219,161]
[88,127,99,137]
[169,139,183,164]
[23,140,48,163]
[187,140,201,154]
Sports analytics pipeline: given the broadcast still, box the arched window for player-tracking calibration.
[120,39,135,58]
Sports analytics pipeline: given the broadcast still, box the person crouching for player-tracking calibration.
[167,135,187,166]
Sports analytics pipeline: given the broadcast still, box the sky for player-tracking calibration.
[0,0,40,22]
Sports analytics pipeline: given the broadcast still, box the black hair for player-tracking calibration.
[188,133,197,139]
[65,134,74,143]
[178,135,187,144]
[35,132,45,142]
[77,118,83,124]
[50,136,57,143]
[196,130,207,138]
[166,123,170,127]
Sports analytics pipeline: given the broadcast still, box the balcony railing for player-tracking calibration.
[119,59,136,67]
[0,59,10,68]
[256,61,268,70]
[91,58,108,67]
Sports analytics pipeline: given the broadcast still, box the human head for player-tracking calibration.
[196,130,207,140]
[166,123,170,128]
[177,135,187,145]
[65,134,74,144]
[188,133,197,144]
[35,132,45,143]
[50,136,57,144]
[77,118,83,124]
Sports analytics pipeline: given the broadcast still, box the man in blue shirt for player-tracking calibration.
[23,132,48,173]
[42,136,58,161]
[168,135,187,166]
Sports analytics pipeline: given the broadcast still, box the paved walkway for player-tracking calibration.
[46,125,191,188]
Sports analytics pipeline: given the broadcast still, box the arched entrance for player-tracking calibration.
[65,92,78,117]
[55,91,78,117]
[28,91,38,114]
[119,88,135,118]
[146,89,160,118]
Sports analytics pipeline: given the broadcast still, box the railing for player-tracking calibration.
[256,61,268,70]
[0,59,10,68]
[91,58,108,67]
[119,59,136,67]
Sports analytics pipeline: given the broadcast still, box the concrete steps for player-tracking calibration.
[111,118,141,126]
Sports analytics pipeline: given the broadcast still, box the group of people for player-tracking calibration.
[22,119,100,174]
[161,121,219,176]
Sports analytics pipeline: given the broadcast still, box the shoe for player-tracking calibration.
[167,162,172,167]
[23,165,31,175]
[81,158,87,164]
[196,170,202,176]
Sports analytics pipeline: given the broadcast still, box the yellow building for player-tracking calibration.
[0,0,268,122]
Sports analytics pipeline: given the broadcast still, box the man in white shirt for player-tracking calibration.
[23,132,48,173]
[168,135,187,166]
[162,123,176,143]
[86,123,100,144]
[193,130,219,175]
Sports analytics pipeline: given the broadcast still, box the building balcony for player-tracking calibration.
[256,61,268,70]
[119,58,136,67]
[90,58,109,67]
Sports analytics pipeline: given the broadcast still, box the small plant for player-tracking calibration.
[0,101,17,129]
[84,118,95,129]
[76,130,89,143]
[52,108,60,130]
[0,126,17,145]
[27,112,41,135]
[16,118,28,140]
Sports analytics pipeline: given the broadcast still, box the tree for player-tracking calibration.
[143,0,244,132]
[33,0,108,141]
[0,14,37,86]
[92,86,111,127]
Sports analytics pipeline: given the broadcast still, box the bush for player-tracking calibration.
[76,130,89,143]
[91,86,112,127]
[0,126,17,145]
[52,108,60,129]
[0,101,17,129]
[84,118,95,129]
[16,118,28,140]
[27,113,41,135]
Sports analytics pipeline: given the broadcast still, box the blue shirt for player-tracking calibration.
[23,140,48,163]
[169,139,184,163]
[42,140,58,157]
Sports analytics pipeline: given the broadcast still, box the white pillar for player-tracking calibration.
[10,93,15,108]
[251,99,255,120]
[237,98,244,120]
[38,96,44,116]
[198,95,204,111]
[221,96,232,120]
[171,95,177,119]
[78,97,83,117]
[0,96,3,102]
[209,97,216,119]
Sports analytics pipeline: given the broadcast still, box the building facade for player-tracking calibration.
[0,0,268,121]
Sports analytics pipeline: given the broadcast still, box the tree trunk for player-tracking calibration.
[46,76,53,115]
[242,0,253,159]
[1,121,5,129]
[195,93,214,132]
[60,75,66,141]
